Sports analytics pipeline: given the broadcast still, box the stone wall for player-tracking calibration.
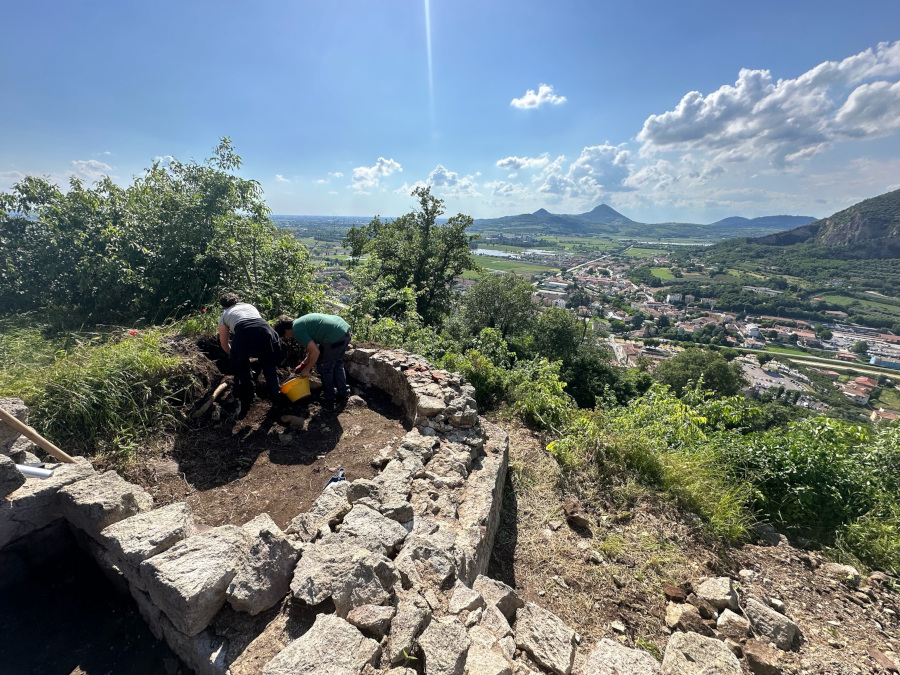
[0,348,683,675]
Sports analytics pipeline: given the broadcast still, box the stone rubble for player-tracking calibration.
[3,348,834,675]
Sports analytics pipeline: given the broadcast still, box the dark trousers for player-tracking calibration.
[230,319,282,405]
[317,332,350,401]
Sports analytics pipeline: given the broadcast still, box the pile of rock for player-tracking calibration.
[663,575,802,674]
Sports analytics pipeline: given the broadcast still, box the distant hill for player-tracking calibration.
[711,215,816,230]
[472,205,815,241]
[752,189,900,258]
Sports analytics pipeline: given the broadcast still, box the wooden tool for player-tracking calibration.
[0,406,76,464]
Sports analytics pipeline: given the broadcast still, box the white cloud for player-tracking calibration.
[495,154,550,174]
[275,174,290,183]
[510,83,567,109]
[637,40,900,167]
[351,157,402,192]
[152,155,175,168]
[70,159,112,181]
[0,170,26,192]
[537,144,632,201]
[394,165,482,200]
[330,171,344,178]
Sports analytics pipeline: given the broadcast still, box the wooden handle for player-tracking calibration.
[0,406,76,464]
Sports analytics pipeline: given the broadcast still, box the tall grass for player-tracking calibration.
[0,321,200,464]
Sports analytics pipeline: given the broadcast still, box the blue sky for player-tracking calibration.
[1,0,898,223]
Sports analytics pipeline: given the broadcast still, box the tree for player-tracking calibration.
[654,348,747,397]
[852,340,869,355]
[532,308,584,364]
[460,274,536,338]
[344,187,477,325]
[757,353,774,366]
[0,138,321,322]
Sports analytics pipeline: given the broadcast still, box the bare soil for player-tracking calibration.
[124,339,410,530]
[488,414,900,674]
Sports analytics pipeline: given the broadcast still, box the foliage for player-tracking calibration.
[0,138,322,324]
[653,348,746,397]
[0,323,200,464]
[459,274,536,338]
[344,187,478,325]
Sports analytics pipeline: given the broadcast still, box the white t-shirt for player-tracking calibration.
[218,303,263,332]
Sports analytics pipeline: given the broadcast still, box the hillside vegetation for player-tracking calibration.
[1,146,898,576]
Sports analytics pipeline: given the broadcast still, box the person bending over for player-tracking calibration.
[275,313,351,409]
[218,293,283,414]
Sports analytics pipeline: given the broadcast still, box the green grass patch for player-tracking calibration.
[650,267,675,280]
[471,255,560,274]
[873,386,900,411]
[820,294,900,317]
[0,322,202,465]
[625,247,668,258]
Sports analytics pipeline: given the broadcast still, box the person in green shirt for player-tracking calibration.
[275,313,351,409]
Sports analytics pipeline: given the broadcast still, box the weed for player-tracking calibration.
[635,637,663,662]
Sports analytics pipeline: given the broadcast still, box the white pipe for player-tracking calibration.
[16,464,55,479]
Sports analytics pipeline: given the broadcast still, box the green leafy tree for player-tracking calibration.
[460,274,536,338]
[654,348,747,397]
[344,187,478,325]
[852,340,869,355]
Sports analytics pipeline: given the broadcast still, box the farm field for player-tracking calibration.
[624,247,668,258]
[650,267,674,280]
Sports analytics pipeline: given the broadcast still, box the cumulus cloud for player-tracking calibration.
[394,165,482,200]
[495,154,550,174]
[71,159,112,181]
[330,171,344,178]
[351,157,402,192]
[510,83,567,109]
[275,174,290,183]
[637,40,900,167]
[537,144,632,201]
[152,155,175,168]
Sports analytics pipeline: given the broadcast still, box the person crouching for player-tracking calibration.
[218,293,283,416]
[274,313,351,410]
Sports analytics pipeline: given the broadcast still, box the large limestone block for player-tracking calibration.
[140,525,250,636]
[466,625,513,675]
[418,617,471,675]
[743,599,798,651]
[0,454,25,499]
[347,603,396,639]
[449,580,484,614]
[100,502,196,568]
[0,397,27,452]
[227,513,302,615]
[340,503,409,554]
[716,608,751,641]
[290,540,397,617]
[584,638,661,674]
[396,533,462,590]
[286,480,351,542]
[58,470,153,541]
[514,602,576,675]
[473,575,524,623]
[0,456,95,548]
[694,577,739,612]
[262,614,380,675]
[661,632,741,675]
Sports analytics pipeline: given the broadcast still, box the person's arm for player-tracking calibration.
[295,340,319,377]
[218,324,231,355]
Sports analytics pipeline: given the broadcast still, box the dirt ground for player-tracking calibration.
[487,415,900,673]
[124,339,410,530]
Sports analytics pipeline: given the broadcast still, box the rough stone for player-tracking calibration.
[481,603,514,639]
[285,480,351,541]
[100,502,196,569]
[380,499,415,524]
[140,525,250,636]
[417,617,471,675]
[716,608,750,641]
[448,581,484,614]
[0,457,95,548]
[743,639,782,675]
[0,397,27,452]
[227,513,302,615]
[661,632,742,675]
[290,540,397,617]
[347,479,380,504]
[666,602,690,629]
[514,602,576,675]
[386,600,431,665]
[58,470,154,541]
[0,454,25,499]
[662,582,687,603]
[673,604,715,637]
[583,638,661,675]
[562,497,590,528]
[686,592,718,620]
[465,627,512,675]
[340,503,408,554]
[262,614,380,675]
[473,574,524,622]
[346,603,396,639]
[817,562,861,588]
[743,599,797,651]
[417,395,447,418]
[694,577,739,612]
[396,533,460,590]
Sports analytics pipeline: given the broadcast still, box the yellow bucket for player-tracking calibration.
[280,377,310,402]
